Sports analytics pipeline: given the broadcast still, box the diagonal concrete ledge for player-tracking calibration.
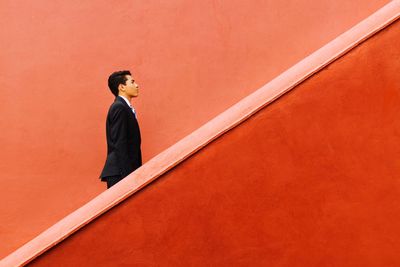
[2,1,400,266]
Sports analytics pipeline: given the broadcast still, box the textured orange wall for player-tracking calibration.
[0,0,389,258]
[28,18,400,267]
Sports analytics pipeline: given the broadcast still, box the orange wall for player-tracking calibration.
[29,19,400,266]
[0,0,389,258]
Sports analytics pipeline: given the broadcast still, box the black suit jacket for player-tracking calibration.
[100,96,142,180]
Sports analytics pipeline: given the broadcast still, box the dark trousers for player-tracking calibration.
[105,175,122,189]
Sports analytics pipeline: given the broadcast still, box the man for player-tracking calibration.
[100,70,142,188]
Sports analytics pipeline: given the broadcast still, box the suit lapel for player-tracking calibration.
[115,96,137,122]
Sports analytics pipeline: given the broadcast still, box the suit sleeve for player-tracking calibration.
[110,106,131,178]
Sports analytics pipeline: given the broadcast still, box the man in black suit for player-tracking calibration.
[100,70,142,188]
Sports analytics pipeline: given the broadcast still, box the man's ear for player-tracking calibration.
[118,83,124,92]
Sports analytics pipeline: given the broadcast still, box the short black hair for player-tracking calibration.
[108,70,131,97]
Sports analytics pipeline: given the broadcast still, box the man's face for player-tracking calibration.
[121,75,139,97]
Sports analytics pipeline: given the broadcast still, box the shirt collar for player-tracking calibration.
[118,95,131,107]
[118,95,136,116]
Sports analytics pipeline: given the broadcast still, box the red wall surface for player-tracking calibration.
[28,18,400,266]
[0,0,389,258]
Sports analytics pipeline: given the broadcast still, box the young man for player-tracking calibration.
[100,70,142,188]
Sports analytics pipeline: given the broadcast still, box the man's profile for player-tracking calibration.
[100,70,142,188]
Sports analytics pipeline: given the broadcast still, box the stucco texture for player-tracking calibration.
[29,15,400,267]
